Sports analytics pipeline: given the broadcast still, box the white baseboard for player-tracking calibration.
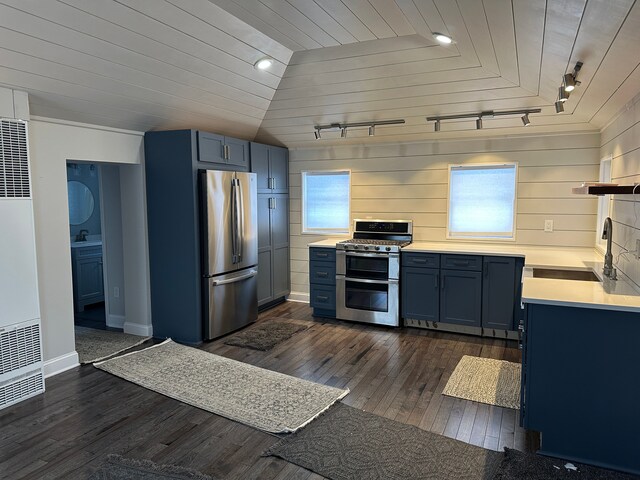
[44,351,79,378]
[124,321,153,337]
[287,291,310,303]
[106,314,125,329]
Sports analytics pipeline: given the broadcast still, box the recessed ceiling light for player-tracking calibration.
[433,33,453,44]
[254,57,273,70]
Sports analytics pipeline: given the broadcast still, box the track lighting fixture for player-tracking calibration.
[427,108,541,132]
[555,62,582,112]
[313,119,405,139]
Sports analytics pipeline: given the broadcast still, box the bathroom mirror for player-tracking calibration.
[67,180,95,225]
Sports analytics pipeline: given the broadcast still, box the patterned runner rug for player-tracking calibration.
[443,355,521,409]
[223,319,309,351]
[95,339,348,433]
[75,326,151,364]
[88,454,216,479]
[265,403,502,480]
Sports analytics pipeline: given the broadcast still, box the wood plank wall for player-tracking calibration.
[601,93,640,289]
[288,133,600,298]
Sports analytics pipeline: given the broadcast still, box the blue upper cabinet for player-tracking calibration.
[197,131,249,171]
[250,142,288,194]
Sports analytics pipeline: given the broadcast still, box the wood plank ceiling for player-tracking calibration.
[0,0,639,147]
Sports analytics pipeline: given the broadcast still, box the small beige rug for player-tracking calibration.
[443,355,521,409]
[75,326,151,364]
[95,339,349,433]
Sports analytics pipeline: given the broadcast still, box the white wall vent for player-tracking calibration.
[0,370,44,409]
[0,119,30,198]
[0,321,42,375]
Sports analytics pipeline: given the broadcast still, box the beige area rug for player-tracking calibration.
[443,356,521,409]
[95,339,349,433]
[75,326,151,364]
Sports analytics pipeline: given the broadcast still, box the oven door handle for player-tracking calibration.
[343,277,398,285]
[343,251,398,258]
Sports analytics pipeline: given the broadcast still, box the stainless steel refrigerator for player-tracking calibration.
[201,170,258,340]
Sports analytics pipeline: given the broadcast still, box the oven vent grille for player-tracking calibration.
[0,323,42,375]
[0,370,44,409]
[0,119,30,198]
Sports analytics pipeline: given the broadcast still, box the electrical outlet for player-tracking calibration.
[544,220,554,232]
[114,287,120,298]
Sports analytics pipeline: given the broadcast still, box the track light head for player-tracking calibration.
[434,120,441,132]
[521,113,531,126]
[341,127,347,138]
[555,101,564,113]
[368,125,375,136]
[476,118,482,130]
[563,73,576,92]
[559,86,570,102]
[314,129,321,140]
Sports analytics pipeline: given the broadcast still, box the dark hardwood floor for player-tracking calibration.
[0,302,537,479]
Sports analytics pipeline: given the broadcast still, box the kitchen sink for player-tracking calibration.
[532,268,600,282]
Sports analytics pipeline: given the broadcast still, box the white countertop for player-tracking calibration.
[309,239,640,312]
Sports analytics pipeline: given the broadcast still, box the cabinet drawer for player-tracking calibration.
[309,261,336,285]
[402,252,439,268]
[309,247,336,262]
[73,246,102,258]
[310,285,336,310]
[441,254,482,271]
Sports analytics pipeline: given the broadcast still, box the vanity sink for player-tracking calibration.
[532,268,600,282]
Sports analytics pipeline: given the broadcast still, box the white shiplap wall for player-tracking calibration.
[601,94,640,289]
[289,133,600,297]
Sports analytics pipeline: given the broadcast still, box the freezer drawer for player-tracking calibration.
[205,269,258,340]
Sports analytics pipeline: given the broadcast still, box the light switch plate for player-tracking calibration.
[544,220,554,232]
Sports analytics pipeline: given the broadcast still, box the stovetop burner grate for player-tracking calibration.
[337,238,410,247]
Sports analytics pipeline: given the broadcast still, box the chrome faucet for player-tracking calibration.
[602,217,616,280]
[76,229,89,242]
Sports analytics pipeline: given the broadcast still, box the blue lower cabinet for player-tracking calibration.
[401,267,439,321]
[440,269,482,327]
[482,256,517,330]
[309,247,336,317]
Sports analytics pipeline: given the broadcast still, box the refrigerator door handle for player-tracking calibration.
[230,179,238,263]
[211,269,257,286]
[236,177,244,262]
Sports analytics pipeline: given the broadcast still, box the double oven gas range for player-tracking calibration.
[336,219,413,326]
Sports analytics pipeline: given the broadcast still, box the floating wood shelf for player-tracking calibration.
[572,185,640,195]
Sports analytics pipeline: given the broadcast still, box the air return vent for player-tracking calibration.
[0,322,42,375]
[0,119,30,198]
[0,370,44,409]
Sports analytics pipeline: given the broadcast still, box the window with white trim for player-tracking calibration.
[447,163,518,240]
[302,170,350,234]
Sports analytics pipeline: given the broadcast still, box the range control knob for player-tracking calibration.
[375,246,380,251]
[354,245,359,249]
[386,246,391,252]
[364,246,369,250]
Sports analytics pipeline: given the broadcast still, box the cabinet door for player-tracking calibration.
[482,256,516,330]
[401,267,439,321]
[77,256,103,301]
[257,250,273,306]
[250,143,270,192]
[270,194,289,248]
[198,131,225,163]
[225,137,250,169]
[272,246,290,299]
[270,146,289,193]
[257,194,272,251]
[440,269,482,327]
